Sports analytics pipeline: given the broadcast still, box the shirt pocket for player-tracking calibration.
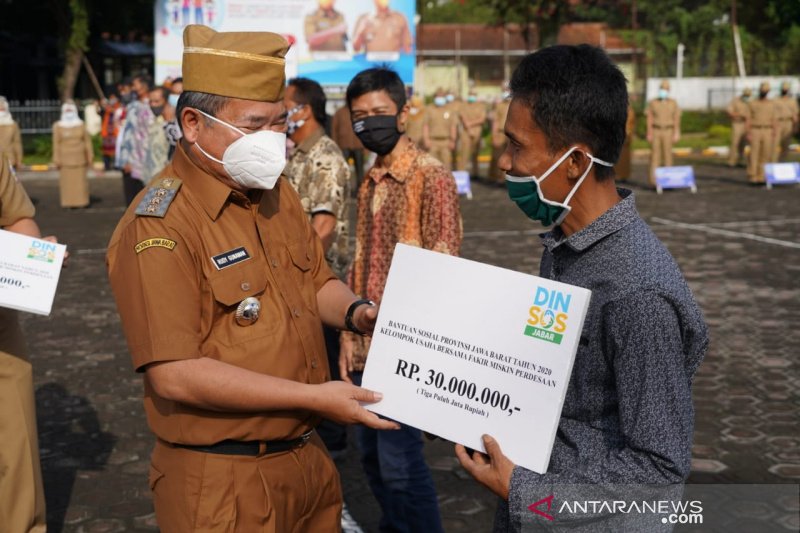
[285,240,317,312]
[207,258,280,346]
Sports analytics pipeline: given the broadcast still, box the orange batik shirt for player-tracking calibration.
[346,140,462,371]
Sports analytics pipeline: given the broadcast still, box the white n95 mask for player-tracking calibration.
[195,109,286,190]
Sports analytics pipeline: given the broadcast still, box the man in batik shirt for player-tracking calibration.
[340,66,462,533]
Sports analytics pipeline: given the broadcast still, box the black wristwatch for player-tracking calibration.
[345,298,375,336]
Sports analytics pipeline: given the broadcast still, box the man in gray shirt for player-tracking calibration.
[455,44,708,531]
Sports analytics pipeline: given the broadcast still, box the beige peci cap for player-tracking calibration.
[182,25,289,102]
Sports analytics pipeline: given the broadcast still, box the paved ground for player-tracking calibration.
[15,157,800,532]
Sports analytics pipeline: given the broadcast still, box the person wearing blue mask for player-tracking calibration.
[423,88,457,170]
[646,79,681,186]
[455,45,707,532]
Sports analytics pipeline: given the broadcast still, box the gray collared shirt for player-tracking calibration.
[496,189,708,531]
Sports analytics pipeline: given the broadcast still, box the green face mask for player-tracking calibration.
[506,146,613,227]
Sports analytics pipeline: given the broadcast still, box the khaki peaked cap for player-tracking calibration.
[182,25,288,102]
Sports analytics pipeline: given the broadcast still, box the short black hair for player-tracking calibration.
[346,66,406,113]
[288,77,327,127]
[133,74,154,91]
[510,45,628,180]
[172,77,183,85]
[175,91,230,132]
[150,85,170,103]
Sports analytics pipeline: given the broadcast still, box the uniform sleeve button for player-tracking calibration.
[311,359,318,369]
[293,308,301,317]
[271,258,279,268]
[241,282,250,291]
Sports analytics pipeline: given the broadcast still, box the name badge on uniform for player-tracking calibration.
[211,247,251,270]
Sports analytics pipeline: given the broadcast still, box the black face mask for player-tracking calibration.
[150,105,164,117]
[120,92,134,105]
[352,114,402,156]
[781,89,789,96]
[760,91,769,99]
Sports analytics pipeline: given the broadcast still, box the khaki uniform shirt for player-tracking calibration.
[353,9,411,53]
[406,107,425,145]
[776,95,799,123]
[0,122,23,167]
[107,144,336,445]
[0,155,34,226]
[748,99,777,127]
[304,8,346,52]
[647,98,680,128]
[0,156,35,358]
[425,106,455,140]
[727,97,750,123]
[460,101,487,138]
[492,100,510,145]
[285,127,351,279]
[52,123,93,168]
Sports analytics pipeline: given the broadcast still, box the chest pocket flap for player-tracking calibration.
[209,259,268,306]
[287,241,312,272]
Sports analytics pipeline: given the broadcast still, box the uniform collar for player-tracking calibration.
[541,188,639,252]
[295,126,324,155]
[367,139,417,183]
[172,142,235,221]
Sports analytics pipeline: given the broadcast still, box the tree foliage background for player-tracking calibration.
[418,0,800,77]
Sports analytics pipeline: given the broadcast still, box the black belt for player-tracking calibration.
[652,125,673,129]
[175,431,313,456]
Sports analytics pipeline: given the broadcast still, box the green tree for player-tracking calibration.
[57,0,90,102]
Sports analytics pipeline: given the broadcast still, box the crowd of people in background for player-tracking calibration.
[0,41,798,531]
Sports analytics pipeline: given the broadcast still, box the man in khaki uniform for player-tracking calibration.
[405,94,425,146]
[727,88,751,167]
[774,81,799,162]
[489,89,511,182]
[746,81,778,184]
[457,91,487,177]
[0,156,51,533]
[0,97,23,170]
[646,80,681,185]
[423,89,457,170]
[106,26,398,533]
[304,0,347,52]
[352,0,412,54]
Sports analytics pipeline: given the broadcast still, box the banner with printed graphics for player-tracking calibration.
[154,0,416,87]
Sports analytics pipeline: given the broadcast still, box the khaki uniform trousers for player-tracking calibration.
[149,432,342,532]
[728,121,747,166]
[649,127,675,184]
[775,120,794,162]
[428,139,452,171]
[0,309,47,533]
[748,128,774,183]
[457,132,481,176]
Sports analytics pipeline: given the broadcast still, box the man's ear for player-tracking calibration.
[566,146,592,180]
[181,108,202,143]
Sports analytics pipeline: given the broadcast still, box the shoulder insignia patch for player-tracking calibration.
[135,238,177,254]
[134,177,182,218]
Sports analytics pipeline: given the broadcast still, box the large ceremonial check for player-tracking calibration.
[0,229,67,315]
[361,244,591,474]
